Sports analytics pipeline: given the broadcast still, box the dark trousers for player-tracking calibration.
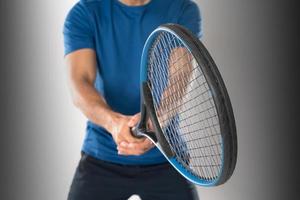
[67,152,199,200]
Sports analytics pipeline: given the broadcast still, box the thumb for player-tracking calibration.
[128,113,141,127]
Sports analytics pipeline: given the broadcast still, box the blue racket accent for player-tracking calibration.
[169,157,215,186]
[167,140,225,186]
[140,31,158,82]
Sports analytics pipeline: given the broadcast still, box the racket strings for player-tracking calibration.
[163,36,221,175]
[149,33,215,178]
[148,31,223,180]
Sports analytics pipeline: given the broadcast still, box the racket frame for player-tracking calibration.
[133,24,237,186]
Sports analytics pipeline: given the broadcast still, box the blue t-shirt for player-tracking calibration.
[63,0,202,165]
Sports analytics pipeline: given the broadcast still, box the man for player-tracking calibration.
[63,0,202,199]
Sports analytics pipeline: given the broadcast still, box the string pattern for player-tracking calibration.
[147,31,223,180]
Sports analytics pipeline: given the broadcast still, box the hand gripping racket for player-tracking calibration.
[132,24,237,186]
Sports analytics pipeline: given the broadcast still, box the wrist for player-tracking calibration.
[104,110,123,136]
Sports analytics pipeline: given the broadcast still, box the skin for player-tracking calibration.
[66,49,153,156]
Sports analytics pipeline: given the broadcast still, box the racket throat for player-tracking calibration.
[132,101,159,143]
[141,82,175,158]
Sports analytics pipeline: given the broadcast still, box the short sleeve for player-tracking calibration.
[63,2,95,56]
[178,0,203,38]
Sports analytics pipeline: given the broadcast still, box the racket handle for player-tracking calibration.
[131,126,144,138]
[131,127,158,143]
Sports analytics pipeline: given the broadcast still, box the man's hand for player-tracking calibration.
[66,49,154,156]
[109,113,154,156]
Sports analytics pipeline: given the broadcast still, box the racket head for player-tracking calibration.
[139,24,237,186]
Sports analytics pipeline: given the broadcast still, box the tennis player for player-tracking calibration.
[63,0,202,199]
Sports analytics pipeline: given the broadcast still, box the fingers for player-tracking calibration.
[113,112,154,156]
[119,126,145,144]
[119,113,144,143]
[117,138,154,156]
[114,113,144,144]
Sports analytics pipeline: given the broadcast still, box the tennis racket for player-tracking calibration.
[132,24,237,186]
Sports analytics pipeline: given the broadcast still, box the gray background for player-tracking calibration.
[0,0,298,199]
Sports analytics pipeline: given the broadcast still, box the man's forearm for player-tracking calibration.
[65,49,123,135]
[70,78,119,133]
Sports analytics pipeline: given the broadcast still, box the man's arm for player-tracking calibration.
[66,49,114,130]
[65,49,153,155]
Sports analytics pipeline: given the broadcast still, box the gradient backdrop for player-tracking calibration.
[0,0,299,200]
